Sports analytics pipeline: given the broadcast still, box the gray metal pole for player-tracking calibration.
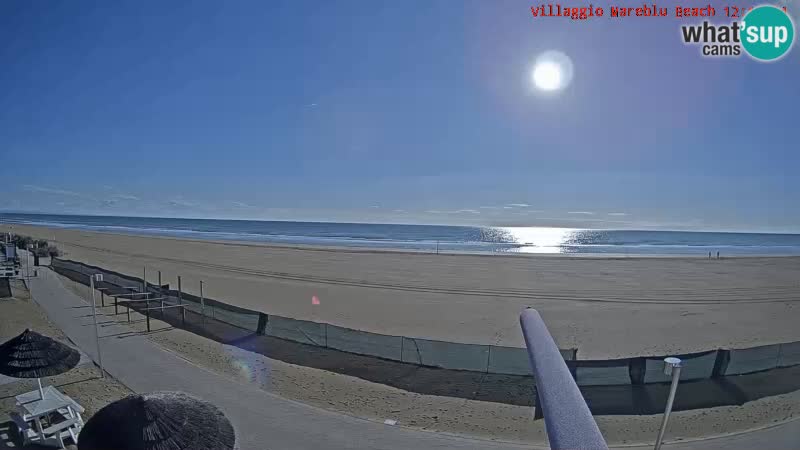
[143,267,147,292]
[654,358,682,450]
[90,275,104,378]
[520,308,607,449]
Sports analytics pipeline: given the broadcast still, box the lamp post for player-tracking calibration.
[654,357,682,450]
[90,274,105,378]
[26,244,32,281]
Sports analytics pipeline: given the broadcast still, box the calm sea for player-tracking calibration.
[2,213,800,256]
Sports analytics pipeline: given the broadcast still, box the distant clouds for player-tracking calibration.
[167,198,197,208]
[111,194,139,201]
[22,185,142,210]
[425,209,480,215]
[23,184,83,197]
[14,182,647,228]
[99,192,139,208]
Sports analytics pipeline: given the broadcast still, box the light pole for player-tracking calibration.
[90,274,105,378]
[654,357,682,450]
[25,244,32,281]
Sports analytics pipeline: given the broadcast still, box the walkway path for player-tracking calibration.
[625,419,799,450]
[28,267,799,449]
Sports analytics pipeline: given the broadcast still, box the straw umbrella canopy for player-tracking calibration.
[79,391,236,450]
[0,329,80,397]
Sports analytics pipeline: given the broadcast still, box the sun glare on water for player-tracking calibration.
[501,227,577,253]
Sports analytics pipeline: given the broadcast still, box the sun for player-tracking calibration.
[531,51,574,92]
[533,62,562,91]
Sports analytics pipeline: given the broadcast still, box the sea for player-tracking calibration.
[2,213,800,256]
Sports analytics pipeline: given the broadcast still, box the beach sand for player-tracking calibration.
[5,223,800,359]
[53,271,800,445]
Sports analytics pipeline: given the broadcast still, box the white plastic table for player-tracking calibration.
[15,386,80,447]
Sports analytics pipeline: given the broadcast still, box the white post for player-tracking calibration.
[26,245,31,281]
[37,378,44,399]
[143,266,147,293]
[654,357,682,450]
[91,274,105,378]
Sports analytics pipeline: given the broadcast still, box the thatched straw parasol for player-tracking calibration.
[0,329,80,398]
[79,391,236,450]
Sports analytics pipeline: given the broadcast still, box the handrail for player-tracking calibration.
[520,308,608,450]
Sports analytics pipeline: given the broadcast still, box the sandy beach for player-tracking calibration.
[5,223,800,359]
[2,241,798,447]
[40,268,797,445]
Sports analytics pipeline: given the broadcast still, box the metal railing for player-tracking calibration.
[520,308,608,449]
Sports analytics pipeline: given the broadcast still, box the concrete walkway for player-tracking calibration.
[27,267,799,449]
[624,419,799,450]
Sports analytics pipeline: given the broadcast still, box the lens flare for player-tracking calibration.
[223,345,271,387]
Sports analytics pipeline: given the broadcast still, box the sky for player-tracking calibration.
[1,0,798,232]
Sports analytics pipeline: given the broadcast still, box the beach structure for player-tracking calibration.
[3,242,15,260]
[78,391,236,450]
[0,329,80,398]
[0,241,18,278]
[1,329,85,448]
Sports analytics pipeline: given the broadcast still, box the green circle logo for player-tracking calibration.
[741,5,795,61]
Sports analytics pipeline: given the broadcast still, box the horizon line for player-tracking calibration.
[1,210,799,236]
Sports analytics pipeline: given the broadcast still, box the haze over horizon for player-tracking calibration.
[2,210,799,235]
[1,1,797,233]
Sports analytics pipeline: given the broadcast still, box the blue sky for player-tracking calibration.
[1,0,798,232]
